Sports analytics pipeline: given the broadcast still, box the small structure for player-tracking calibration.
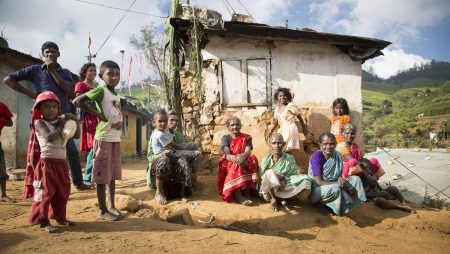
[120,98,152,157]
[0,38,42,168]
[170,10,390,169]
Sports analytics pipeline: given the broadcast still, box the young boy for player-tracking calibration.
[73,60,123,221]
[4,41,92,194]
[30,91,80,233]
[358,158,414,213]
[150,110,199,205]
[0,102,14,202]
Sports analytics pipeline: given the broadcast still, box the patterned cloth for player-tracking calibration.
[330,115,351,143]
[258,152,311,201]
[308,150,366,216]
[217,133,259,202]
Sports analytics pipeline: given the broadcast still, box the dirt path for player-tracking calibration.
[1,160,449,253]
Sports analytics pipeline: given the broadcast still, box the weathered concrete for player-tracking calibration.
[180,35,364,169]
[366,148,450,204]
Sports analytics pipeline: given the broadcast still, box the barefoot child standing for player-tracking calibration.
[30,92,80,233]
[73,61,123,221]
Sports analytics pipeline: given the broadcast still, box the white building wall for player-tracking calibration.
[193,35,364,162]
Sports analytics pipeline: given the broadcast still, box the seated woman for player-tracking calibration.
[358,158,414,213]
[308,133,366,216]
[259,133,312,212]
[218,117,259,205]
[335,123,385,179]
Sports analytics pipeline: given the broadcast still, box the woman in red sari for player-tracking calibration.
[74,63,98,183]
[218,117,259,205]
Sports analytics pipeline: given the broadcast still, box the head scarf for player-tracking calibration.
[32,91,60,128]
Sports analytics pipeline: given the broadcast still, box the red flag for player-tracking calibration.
[128,55,133,93]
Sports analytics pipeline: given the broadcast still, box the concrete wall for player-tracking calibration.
[0,62,36,168]
[120,109,148,156]
[180,35,364,170]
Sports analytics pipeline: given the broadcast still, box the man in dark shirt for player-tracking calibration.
[3,41,92,191]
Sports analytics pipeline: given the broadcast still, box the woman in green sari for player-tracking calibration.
[259,133,312,212]
[308,133,366,216]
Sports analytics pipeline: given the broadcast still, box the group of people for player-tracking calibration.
[3,41,126,232]
[0,40,413,233]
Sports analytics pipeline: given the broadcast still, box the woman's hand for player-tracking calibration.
[337,177,345,188]
[234,154,246,165]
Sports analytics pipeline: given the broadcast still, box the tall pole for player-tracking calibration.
[120,50,125,95]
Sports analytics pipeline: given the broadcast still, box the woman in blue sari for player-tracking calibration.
[308,133,366,216]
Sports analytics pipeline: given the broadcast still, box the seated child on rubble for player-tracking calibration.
[150,110,200,205]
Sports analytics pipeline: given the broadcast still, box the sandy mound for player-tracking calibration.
[1,161,449,253]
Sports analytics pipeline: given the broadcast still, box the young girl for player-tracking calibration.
[29,91,80,233]
[330,98,351,143]
[358,158,414,213]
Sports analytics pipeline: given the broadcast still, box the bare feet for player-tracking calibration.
[108,207,124,219]
[41,223,58,233]
[57,219,76,226]
[98,211,120,221]
[269,199,278,212]
[155,192,168,205]
[1,196,16,203]
[181,195,192,203]
[281,200,292,211]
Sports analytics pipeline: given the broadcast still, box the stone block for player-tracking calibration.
[115,194,139,212]
[166,208,194,225]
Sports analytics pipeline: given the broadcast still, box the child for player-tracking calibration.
[330,98,351,143]
[150,110,198,205]
[30,91,80,233]
[74,63,99,183]
[358,158,414,213]
[167,110,202,188]
[0,102,14,202]
[73,60,123,221]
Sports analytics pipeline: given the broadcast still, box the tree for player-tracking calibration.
[130,24,164,82]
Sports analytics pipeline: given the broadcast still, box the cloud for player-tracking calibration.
[308,0,450,77]
[363,49,430,79]
[0,0,167,83]
[193,0,293,25]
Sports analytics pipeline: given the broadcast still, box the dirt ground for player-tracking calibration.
[1,160,449,254]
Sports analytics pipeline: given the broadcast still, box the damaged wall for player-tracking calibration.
[180,35,364,171]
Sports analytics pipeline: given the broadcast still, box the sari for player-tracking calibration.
[218,133,259,202]
[336,142,385,178]
[259,152,311,201]
[308,150,366,216]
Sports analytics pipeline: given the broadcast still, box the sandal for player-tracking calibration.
[41,224,58,233]
[98,211,120,221]
[57,219,76,226]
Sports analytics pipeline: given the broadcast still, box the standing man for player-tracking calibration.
[3,41,93,194]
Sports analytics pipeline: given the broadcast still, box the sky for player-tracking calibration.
[1,0,450,83]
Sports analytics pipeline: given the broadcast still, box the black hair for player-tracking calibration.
[79,63,97,81]
[99,60,120,77]
[318,132,336,144]
[167,110,179,117]
[153,109,168,119]
[273,87,293,103]
[358,158,373,172]
[226,116,241,127]
[332,98,350,116]
[41,41,59,52]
